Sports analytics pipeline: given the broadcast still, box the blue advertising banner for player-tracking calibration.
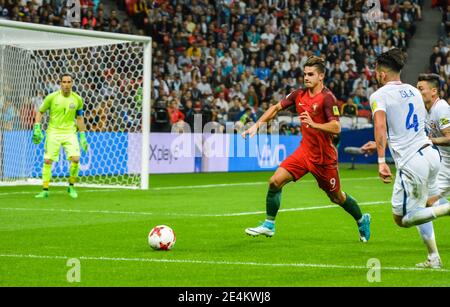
[1,130,384,178]
[228,134,302,172]
[2,130,35,179]
[2,131,128,178]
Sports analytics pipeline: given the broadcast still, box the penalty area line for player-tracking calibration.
[0,253,448,273]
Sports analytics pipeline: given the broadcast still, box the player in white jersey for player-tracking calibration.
[369,49,450,269]
[417,74,450,205]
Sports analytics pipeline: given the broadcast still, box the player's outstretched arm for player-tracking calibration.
[33,112,45,144]
[77,116,88,152]
[373,111,392,183]
[241,102,283,139]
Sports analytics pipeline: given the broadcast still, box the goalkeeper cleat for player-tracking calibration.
[357,213,371,243]
[35,191,49,198]
[68,186,78,199]
[245,222,275,237]
[416,256,442,269]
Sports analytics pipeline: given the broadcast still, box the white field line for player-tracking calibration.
[0,253,448,273]
[0,201,389,217]
[0,177,380,196]
[0,189,119,196]
[150,177,380,191]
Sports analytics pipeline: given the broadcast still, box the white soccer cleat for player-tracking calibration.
[245,224,275,237]
[416,256,442,269]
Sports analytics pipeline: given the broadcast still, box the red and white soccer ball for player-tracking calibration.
[148,225,176,250]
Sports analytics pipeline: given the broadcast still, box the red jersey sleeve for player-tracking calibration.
[280,89,303,109]
[323,91,340,122]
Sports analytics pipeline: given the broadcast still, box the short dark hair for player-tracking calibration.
[60,73,73,81]
[418,73,441,90]
[304,56,326,74]
[375,48,406,73]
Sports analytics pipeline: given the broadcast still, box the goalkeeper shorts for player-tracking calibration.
[44,133,80,162]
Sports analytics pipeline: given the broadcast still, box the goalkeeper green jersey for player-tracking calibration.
[39,90,83,134]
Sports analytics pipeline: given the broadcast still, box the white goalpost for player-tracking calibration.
[0,20,151,190]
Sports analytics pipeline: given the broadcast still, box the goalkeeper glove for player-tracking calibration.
[79,132,88,153]
[32,123,44,144]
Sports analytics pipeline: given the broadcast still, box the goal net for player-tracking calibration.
[0,20,151,189]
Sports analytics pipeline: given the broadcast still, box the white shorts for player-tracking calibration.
[392,146,441,216]
[429,157,450,198]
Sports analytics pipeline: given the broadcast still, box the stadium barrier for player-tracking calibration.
[1,129,386,178]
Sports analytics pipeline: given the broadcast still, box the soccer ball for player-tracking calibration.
[148,225,176,250]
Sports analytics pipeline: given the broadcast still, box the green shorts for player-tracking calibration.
[44,133,80,162]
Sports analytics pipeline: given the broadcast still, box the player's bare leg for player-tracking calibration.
[245,167,294,237]
[35,159,52,198]
[328,189,371,242]
[68,156,80,199]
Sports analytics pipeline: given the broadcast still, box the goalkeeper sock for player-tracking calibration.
[340,193,363,222]
[266,189,282,221]
[42,163,51,190]
[69,162,79,185]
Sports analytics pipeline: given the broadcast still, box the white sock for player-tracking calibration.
[433,203,450,216]
[402,208,436,227]
[431,197,449,206]
[416,222,439,257]
[403,205,450,227]
[438,198,449,206]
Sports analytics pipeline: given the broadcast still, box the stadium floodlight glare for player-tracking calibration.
[0,20,152,189]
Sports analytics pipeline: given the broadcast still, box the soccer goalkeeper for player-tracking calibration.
[33,74,88,199]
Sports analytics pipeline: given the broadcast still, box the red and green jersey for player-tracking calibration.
[280,87,341,165]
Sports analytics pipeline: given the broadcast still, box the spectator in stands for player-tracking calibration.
[341,98,359,117]
[152,100,169,132]
[430,45,443,69]
[239,107,254,125]
[279,123,290,135]
[431,55,443,75]
[197,75,213,97]
[245,85,259,108]
[227,98,243,123]
[0,0,8,20]
[254,60,271,82]
[82,9,96,28]
[167,99,185,126]
[182,99,195,131]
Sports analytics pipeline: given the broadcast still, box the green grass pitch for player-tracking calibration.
[0,163,449,286]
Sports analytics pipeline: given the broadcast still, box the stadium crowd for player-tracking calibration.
[427,1,450,101]
[0,0,423,133]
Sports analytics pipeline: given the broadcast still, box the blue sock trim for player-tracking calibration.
[263,220,275,229]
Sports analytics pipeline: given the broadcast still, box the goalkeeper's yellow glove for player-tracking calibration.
[32,123,44,144]
[79,132,88,153]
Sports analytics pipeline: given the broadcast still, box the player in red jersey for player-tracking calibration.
[242,56,371,242]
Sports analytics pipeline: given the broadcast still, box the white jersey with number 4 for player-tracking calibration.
[370,81,432,169]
